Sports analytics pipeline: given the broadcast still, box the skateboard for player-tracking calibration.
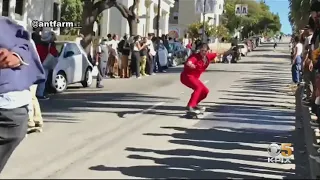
[185,111,204,119]
[185,108,206,119]
[27,126,42,134]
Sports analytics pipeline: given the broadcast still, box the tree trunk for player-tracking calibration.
[80,1,96,54]
[127,17,138,36]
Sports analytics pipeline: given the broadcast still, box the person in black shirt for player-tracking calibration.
[118,34,130,78]
[31,27,42,45]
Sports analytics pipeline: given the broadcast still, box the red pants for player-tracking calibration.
[181,74,209,108]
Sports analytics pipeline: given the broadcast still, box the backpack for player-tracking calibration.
[118,40,125,53]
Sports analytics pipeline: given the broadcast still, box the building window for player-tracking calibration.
[2,0,9,16]
[173,12,178,20]
[53,2,60,30]
[15,0,24,20]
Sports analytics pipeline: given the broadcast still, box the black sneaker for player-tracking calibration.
[96,84,104,88]
[37,96,49,100]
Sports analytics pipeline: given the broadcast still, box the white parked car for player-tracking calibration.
[48,41,93,93]
[238,43,248,56]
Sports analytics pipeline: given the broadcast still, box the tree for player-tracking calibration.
[288,0,317,33]
[60,0,83,35]
[79,0,140,53]
[221,0,281,37]
[187,21,216,39]
[187,21,230,39]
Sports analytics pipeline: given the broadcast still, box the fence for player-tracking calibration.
[296,85,320,179]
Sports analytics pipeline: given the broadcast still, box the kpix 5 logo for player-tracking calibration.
[267,143,293,164]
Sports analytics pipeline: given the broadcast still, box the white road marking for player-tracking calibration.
[204,80,209,84]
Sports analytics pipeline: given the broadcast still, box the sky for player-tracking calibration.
[263,0,291,34]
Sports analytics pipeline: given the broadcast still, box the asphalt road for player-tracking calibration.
[0,38,310,179]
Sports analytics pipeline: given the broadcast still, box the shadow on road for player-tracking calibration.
[87,62,309,178]
[250,54,291,59]
[88,127,296,179]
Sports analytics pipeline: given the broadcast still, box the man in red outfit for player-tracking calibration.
[181,43,217,113]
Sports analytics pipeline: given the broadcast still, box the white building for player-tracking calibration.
[169,0,224,38]
[100,0,175,37]
[0,0,61,34]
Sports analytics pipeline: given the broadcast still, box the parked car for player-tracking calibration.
[47,41,94,93]
[169,42,188,66]
[238,43,248,56]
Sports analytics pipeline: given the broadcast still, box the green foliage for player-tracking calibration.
[56,35,78,41]
[60,0,83,35]
[221,0,281,37]
[288,0,313,32]
[187,21,229,38]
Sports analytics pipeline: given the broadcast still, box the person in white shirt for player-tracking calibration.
[147,33,156,75]
[292,35,303,85]
[183,34,189,48]
[106,34,119,78]
[75,34,84,45]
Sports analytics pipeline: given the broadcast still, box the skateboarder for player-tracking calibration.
[180,43,217,114]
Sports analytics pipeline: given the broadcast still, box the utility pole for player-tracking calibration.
[156,0,161,69]
[156,0,161,38]
[202,0,207,42]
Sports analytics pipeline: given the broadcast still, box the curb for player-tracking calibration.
[296,85,320,179]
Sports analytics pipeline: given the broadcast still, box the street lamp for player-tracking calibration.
[202,0,207,42]
[156,0,161,72]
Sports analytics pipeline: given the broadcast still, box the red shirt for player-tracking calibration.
[36,44,59,63]
[182,53,217,78]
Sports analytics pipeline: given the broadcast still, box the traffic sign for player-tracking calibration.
[235,4,248,16]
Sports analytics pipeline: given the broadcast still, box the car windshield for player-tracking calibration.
[239,45,245,48]
[55,42,65,56]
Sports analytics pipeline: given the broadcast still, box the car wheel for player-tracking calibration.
[81,68,93,87]
[54,71,67,93]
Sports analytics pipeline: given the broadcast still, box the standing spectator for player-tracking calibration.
[0,17,45,173]
[106,34,119,78]
[95,39,109,88]
[131,35,147,79]
[35,31,59,100]
[147,33,156,75]
[28,39,44,132]
[31,27,42,45]
[154,37,166,73]
[118,34,131,78]
[140,37,149,76]
[75,34,84,45]
[292,36,303,86]
[28,84,44,132]
[183,34,189,47]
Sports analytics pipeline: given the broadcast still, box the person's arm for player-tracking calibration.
[185,55,197,69]
[0,20,34,68]
[136,41,147,51]
[207,52,217,61]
